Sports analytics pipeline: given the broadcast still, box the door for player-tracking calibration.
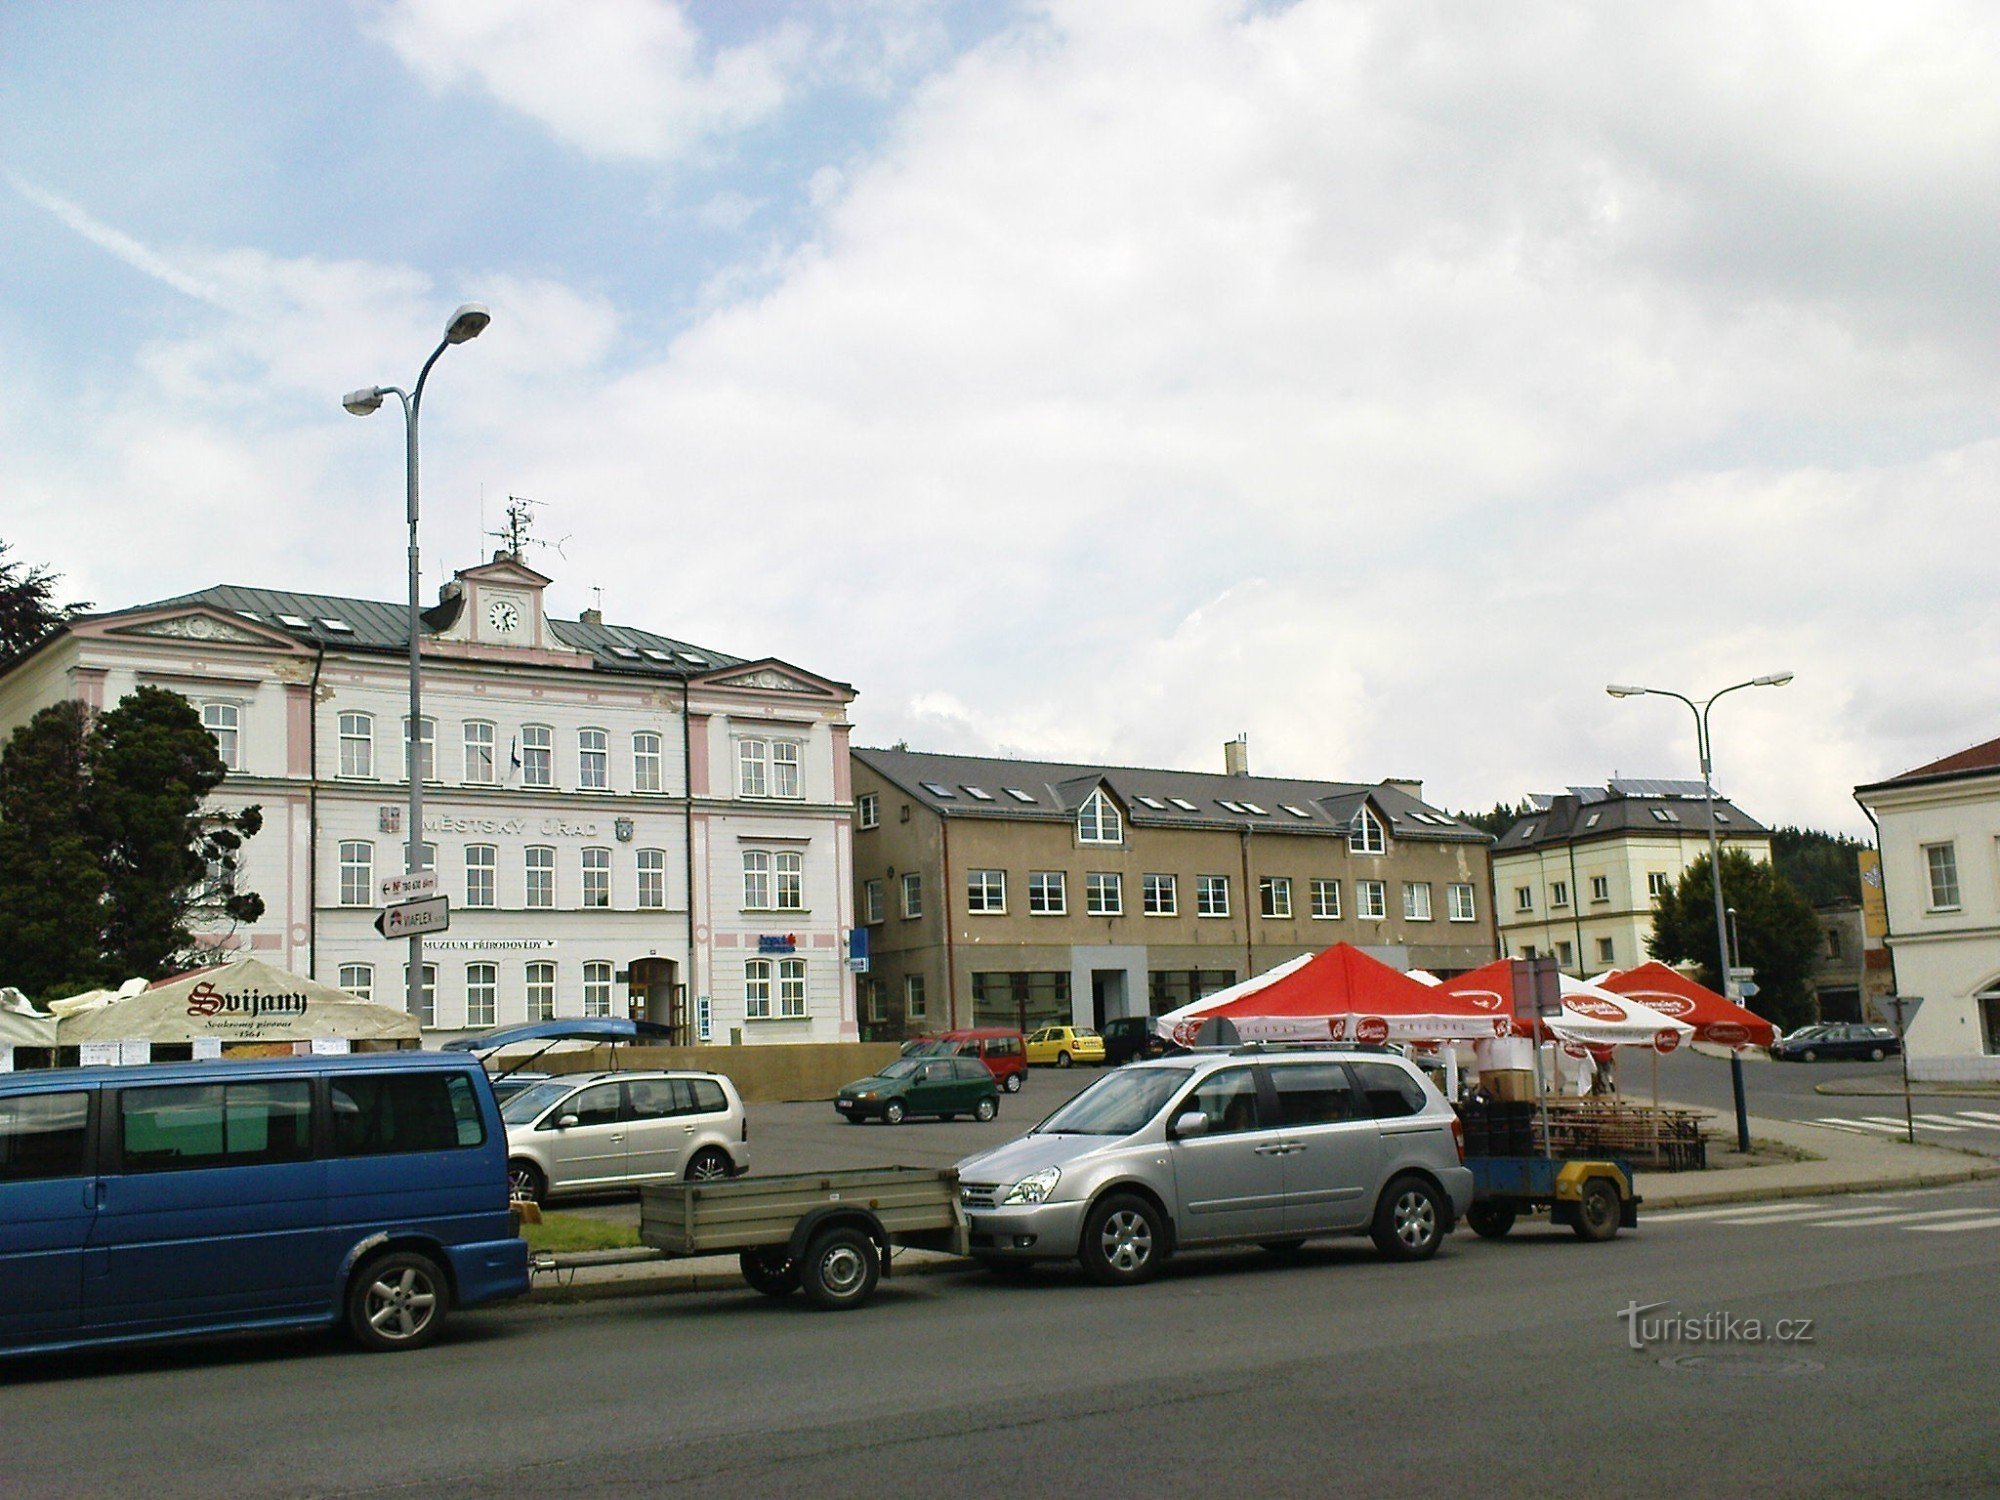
[619,1078,685,1182]
[537,1081,627,1190]
[907,1062,955,1117]
[0,1088,95,1343]
[949,1060,990,1112]
[1266,1061,1382,1235]
[1166,1066,1288,1244]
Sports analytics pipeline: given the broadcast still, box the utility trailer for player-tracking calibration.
[1463,1155,1640,1242]
[639,1166,966,1309]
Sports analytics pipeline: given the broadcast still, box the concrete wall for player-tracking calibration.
[542,1041,903,1102]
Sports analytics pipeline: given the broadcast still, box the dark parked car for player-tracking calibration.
[1771,1024,1901,1062]
[1101,1016,1181,1066]
[836,1056,1000,1124]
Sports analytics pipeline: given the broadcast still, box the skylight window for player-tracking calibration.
[1242,802,1268,816]
[920,781,957,798]
[1520,823,1537,839]
[277,614,311,628]
[319,618,354,633]
[963,786,994,800]
[641,648,673,662]
[1004,788,1037,803]
[1218,800,1247,814]
[676,652,707,666]
[1584,812,1601,828]
[1713,809,1731,823]
[610,646,642,659]
[1170,797,1200,812]
[1136,795,1167,809]
[235,610,260,621]
[1283,805,1312,819]
[1651,807,1681,823]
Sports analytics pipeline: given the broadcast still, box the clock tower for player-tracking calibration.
[437,555,561,650]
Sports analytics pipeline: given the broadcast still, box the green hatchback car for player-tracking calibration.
[836,1056,1001,1125]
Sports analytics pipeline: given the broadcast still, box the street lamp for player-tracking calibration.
[1607,672,1794,1152]
[344,302,491,1022]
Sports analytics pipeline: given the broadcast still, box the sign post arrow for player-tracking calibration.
[375,896,450,940]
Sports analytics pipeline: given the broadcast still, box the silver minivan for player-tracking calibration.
[500,1071,747,1204]
[955,1047,1473,1284]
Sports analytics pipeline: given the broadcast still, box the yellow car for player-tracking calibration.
[1024,1026,1106,1068]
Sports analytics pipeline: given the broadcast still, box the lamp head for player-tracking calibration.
[1753,672,1795,688]
[444,302,491,344]
[342,387,385,416]
[1605,684,1646,698]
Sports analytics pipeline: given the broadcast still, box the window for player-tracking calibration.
[1403,882,1432,921]
[202,702,240,769]
[901,872,922,918]
[905,974,927,1021]
[1555,940,1574,968]
[1597,937,1616,965]
[521,724,553,787]
[465,844,496,907]
[0,1092,89,1182]
[1358,880,1387,920]
[867,980,887,1023]
[1311,878,1340,919]
[864,878,885,924]
[406,964,436,1028]
[119,1081,312,1172]
[972,972,1072,1031]
[774,850,803,910]
[582,847,611,908]
[1005,788,1037,804]
[1029,871,1067,915]
[743,850,772,909]
[967,869,1007,914]
[402,716,436,782]
[1259,876,1292,919]
[738,739,768,798]
[464,721,495,784]
[582,961,613,1018]
[1590,875,1610,903]
[329,1072,484,1155]
[1180,1067,1265,1135]
[338,712,374,778]
[772,741,801,799]
[857,792,879,829]
[1197,875,1230,918]
[526,962,556,1021]
[1550,880,1570,908]
[1826,927,1843,959]
[1648,871,1672,899]
[1515,885,1534,913]
[1143,873,1178,917]
[1086,872,1123,916]
[578,728,609,790]
[1077,789,1122,844]
[1269,1061,1362,1126]
[1925,843,1961,910]
[339,841,374,906]
[1350,1061,1427,1120]
[402,841,437,876]
[466,964,496,1028]
[778,958,807,1018]
[525,846,555,909]
[637,849,666,909]
[1148,970,1236,1013]
[745,959,773,1019]
[338,963,373,1001]
[632,732,662,793]
[1349,806,1385,854]
[1448,883,1477,922]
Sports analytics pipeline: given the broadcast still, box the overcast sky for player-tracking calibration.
[7,0,1996,835]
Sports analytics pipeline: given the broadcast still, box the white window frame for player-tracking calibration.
[1448,883,1477,922]
[201,701,240,770]
[520,724,553,788]
[1647,871,1672,900]
[774,850,803,911]
[1925,842,1962,911]
[864,878,885,925]
[772,740,802,799]
[1550,880,1570,909]
[857,792,879,830]
[778,957,807,1018]
[901,872,922,919]
[1259,876,1292,919]
[743,851,772,910]
[1358,879,1387,920]
[967,869,1007,915]
[464,720,496,784]
[465,963,497,1028]
[526,961,556,1021]
[582,960,613,1018]
[578,727,609,791]
[465,843,496,908]
[745,958,773,1019]
[1311,878,1340,919]
[1197,875,1230,918]
[338,963,373,1001]
[401,841,437,876]
[1590,874,1610,903]
[525,846,555,909]
[738,739,768,798]
[1348,806,1385,854]
[1077,788,1123,845]
[1515,885,1534,913]
[338,712,374,779]
[905,973,927,1021]
[339,841,373,907]
[401,715,436,784]
[405,963,437,1029]
[582,847,611,909]
[637,848,666,909]
[1143,873,1177,917]
[632,731,662,794]
[1028,871,1068,915]
[1596,936,1617,965]
[1086,872,1123,916]
[1403,881,1433,921]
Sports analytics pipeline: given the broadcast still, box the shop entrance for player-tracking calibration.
[1091,970,1128,1031]
[626,957,685,1042]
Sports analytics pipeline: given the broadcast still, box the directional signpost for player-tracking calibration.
[380,871,439,906]
[375,895,450,940]
[1883,995,1924,1144]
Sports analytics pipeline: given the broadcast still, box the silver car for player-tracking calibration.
[955,1047,1474,1284]
[500,1071,747,1204]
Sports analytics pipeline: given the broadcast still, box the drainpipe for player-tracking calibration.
[940,816,957,1028]
[306,645,325,980]
[1567,837,1585,975]
[680,672,695,1043]
[1239,826,1254,979]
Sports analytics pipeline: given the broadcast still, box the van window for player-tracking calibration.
[120,1081,313,1171]
[0,1092,90,1181]
[1349,1062,1427,1119]
[1269,1062,1362,1126]
[1182,1067,1262,1135]
[330,1072,486,1155]
[686,1078,728,1114]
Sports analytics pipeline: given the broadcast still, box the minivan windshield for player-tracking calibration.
[500,1080,573,1125]
[1033,1066,1190,1136]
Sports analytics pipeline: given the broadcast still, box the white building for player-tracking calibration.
[1856,737,2000,1081]
[0,555,860,1045]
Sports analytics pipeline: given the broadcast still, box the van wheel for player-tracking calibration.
[685,1149,732,1182]
[1057,1051,1073,1068]
[883,1101,906,1125]
[1081,1193,1165,1286]
[347,1250,450,1353]
[974,1096,997,1122]
[508,1160,547,1206]
[1003,1074,1022,1094]
[1372,1176,1445,1262]
[801,1226,881,1310]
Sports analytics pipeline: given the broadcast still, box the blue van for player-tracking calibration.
[0,1051,529,1359]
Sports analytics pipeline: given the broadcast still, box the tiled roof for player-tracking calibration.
[852,746,1487,841]
[1863,735,2000,789]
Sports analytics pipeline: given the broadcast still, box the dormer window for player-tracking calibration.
[1349,805,1386,855]
[1077,788,1122,845]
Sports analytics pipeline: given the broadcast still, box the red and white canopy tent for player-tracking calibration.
[1156,943,1517,1049]
[1597,961,1777,1050]
[1431,959,1694,1053]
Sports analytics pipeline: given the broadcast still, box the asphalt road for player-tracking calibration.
[7,1178,1998,1498]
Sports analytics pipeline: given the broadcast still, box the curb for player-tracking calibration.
[1641,1161,2000,1211]
[1813,1082,2000,1099]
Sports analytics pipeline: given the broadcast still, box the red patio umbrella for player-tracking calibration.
[1598,962,1777,1049]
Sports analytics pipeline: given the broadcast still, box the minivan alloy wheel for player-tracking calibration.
[685,1149,732,1182]
[1392,1188,1437,1249]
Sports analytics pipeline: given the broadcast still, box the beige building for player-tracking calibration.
[851,743,1497,1039]
[1492,781,1771,978]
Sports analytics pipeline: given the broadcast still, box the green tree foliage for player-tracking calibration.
[1769,825,1866,906]
[0,701,107,996]
[1648,849,1821,1032]
[0,689,262,999]
[1453,799,1535,839]
[0,542,85,662]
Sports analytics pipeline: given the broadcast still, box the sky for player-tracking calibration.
[6,0,1998,837]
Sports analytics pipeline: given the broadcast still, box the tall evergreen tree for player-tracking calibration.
[1648,848,1821,1032]
[0,701,107,997]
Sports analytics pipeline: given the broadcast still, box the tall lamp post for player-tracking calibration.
[1607,672,1794,1153]
[343,302,491,1022]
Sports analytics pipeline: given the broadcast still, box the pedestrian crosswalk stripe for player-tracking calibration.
[1807,1109,2000,1133]
[1860,1113,1960,1131]
[1810,1208,1993,1228]
[1915,1112,1993,1129]
[1957,1111,2000,1125]
[1708,1204,1916,1226]
[1812,1117,1903,1134]
[1907,1215,2000,1233]
[1650,1202,1839,1223]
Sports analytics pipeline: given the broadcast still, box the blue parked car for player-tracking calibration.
[0,1050,529,1359]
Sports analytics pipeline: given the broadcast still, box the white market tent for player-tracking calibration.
[0,989,57,1048]
[56,958,419,1047]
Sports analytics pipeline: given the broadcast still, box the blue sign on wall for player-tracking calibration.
[757,934,797,954]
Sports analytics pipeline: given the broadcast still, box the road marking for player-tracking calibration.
[1809,1208,1995,1228]
[1859,1114,1961,1132]
[1906,1215,2000,1233]
[1811,1117,1904,1135]
[1649,1201,1896,1223]
[1915,1113,1996,1129]
[1707,1204,1926,1226]
[1955,1111,2000,1125]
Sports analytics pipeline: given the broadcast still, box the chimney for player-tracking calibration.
[580,608,603,625]
[1224,734,1250,777]
[1385,778,1423,801]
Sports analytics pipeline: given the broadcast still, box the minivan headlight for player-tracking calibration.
[1004,1167,1061,1205]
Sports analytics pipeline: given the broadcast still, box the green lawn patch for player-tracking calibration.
[521,1211,642,1255]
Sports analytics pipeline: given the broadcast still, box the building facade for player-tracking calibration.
[851,744,1498,1039]
[1855,737,2000,1081]
[0,556,859,1044]
[1492,781,1772,977]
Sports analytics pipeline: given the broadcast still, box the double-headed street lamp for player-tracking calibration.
[343,303,491,1020]
[1607,672,1793,1152]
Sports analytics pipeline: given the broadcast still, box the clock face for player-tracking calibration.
[488,599,521,633]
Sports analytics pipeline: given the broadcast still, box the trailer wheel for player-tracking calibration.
[738,1247,801,1298]
[800,1225,881,1310]
[1466,1202,1517,1240]
[1572,1178,1622,1242]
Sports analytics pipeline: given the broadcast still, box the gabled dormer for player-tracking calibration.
[434,555,562,651]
